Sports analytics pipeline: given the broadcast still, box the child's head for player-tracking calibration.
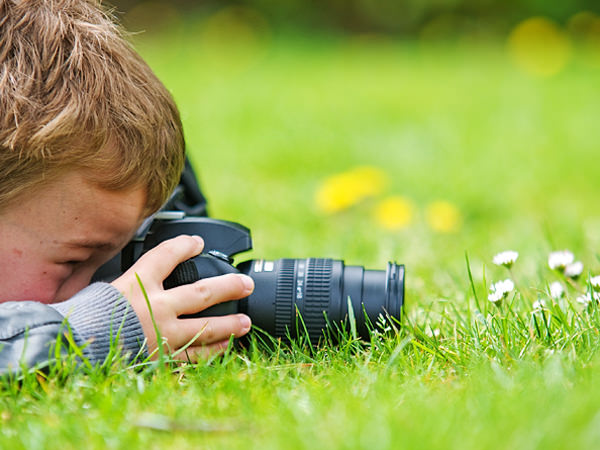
[0,0,185,215]
[0,0,187,302]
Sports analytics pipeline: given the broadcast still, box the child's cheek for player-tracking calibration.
[53,268,97,303]
[0,279,60,304]
[16,268,68,304]
[13,285,58,304]
[0,260,69,303]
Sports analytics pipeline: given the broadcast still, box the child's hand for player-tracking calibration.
[111,235,253,361]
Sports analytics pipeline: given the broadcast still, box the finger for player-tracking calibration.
[171,314,251,349]
[173,339,232,362]
[134,235,204,284]
[167,273,254,316]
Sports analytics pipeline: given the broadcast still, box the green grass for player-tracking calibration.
[3,25,600,448]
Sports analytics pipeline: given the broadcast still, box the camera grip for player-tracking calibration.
[165,254,242,318]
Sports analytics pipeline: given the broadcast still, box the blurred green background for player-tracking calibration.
[114,0,600,36]
[108,1,600,306]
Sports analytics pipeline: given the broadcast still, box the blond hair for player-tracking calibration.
[0,0,185,214]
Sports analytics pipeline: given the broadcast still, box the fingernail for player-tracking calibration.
[192,235,204,246]
[239,314,251,331]
[239,274,254,293]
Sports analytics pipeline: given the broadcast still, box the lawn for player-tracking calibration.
[2,19,600,449]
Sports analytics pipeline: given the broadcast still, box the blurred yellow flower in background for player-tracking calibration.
[316,167,464,234]
[374,196,415,230]
[568,11,600,41]
[425,201,462,233]
[196,6,270,73]
[316,166,388,214]
[568,11,600,67]
[507,17,571,77]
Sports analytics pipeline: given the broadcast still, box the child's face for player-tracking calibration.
[0,171,147,303]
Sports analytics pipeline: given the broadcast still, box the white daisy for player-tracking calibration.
[493,250,519,268]
[426,327,441,338]
[577,291,600,307]
[564,261,583,278]
[488,279,515,304]
[549,281,564,299]
[548,250,575,271]
[488,290,504,304]
[576,295,590,307]
[532,299,547,311]
[492,279,515,294]
[590,275,600,290]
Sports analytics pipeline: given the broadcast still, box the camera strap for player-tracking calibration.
[167,157,209,217]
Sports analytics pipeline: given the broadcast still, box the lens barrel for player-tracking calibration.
[237,258,404,341]
[169,256,405,342]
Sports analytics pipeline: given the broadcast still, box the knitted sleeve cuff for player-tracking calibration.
[50,283,148,365]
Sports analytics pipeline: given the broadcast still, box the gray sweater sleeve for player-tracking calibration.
[50,283,148,365]
[0,283,147,374]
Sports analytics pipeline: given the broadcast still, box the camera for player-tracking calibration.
[94,212,405,342]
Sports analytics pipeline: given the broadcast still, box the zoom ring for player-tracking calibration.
[275,259,295,337]
[304,258,333,342]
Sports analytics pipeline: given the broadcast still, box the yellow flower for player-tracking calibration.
[195,6,270,73]
[316,166,388,214]
[374,196,415,230]
[507,17,571,77]
[568,11,600,68]
[425,201,462,233]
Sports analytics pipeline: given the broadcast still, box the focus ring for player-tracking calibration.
[275,259,295,337]
[304,258,333,342]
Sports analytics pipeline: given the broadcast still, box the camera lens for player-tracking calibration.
[236,258,404,341]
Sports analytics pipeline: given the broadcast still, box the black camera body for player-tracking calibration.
[95,213,405,342]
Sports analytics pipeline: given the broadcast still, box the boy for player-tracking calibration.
[0,0,253,372]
